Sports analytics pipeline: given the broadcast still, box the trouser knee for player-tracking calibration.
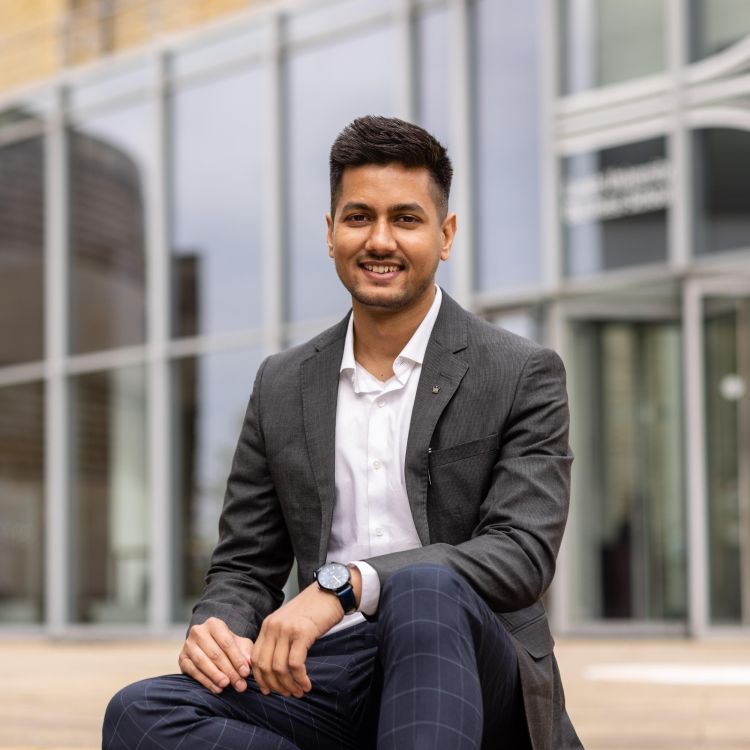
[378,564,472,641]
[102,680,150,750]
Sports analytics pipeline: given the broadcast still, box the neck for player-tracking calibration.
[351,287,436,380]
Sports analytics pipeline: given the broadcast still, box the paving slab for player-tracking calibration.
[1,637,750,748]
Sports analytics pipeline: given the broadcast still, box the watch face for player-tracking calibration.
[317,562,350,591]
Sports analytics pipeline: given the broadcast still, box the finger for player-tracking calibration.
[250,627,273,695]
[235,635,254,664]
[269,634,299,697]
[184,640,233,691]
[251,630,279,696]
[206,620,252,682]
[288,639,312,695]
[192,629,246,691]
[178,653,224,694]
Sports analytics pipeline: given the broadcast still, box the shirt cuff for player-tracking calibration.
[349,560,380,616]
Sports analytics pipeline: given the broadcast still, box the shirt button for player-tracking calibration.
[373,459,381,470]
[377,400,385,408]
[375,527,384,537]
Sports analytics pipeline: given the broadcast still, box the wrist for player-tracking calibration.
[347,564,362,609]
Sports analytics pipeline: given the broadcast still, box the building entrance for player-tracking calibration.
[567,316,687,626]
[703,295,750,626]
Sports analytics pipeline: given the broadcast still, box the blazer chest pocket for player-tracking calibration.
[426,435,499,542]
[429,433,498,468]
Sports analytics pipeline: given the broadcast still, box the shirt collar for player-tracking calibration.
[340,286,443,383]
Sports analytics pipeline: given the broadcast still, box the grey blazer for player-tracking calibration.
[191,292,583,750]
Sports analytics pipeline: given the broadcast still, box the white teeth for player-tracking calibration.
[364,264,399,274]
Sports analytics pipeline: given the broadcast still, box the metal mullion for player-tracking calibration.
[44,85,70,634]
[559,116,673,155]
[148,50,172,631]
[541,0,561,293]
[0,362,46,388]
[667,0,690,271]
[684,279,709,636]
[447,0,473,309]
[262,12,285,356]
[395,0,416,122]
[547,299,571,634]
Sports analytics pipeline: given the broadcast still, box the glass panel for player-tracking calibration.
[71,63,151,110]
[0,382,44,623]
[170,69,265,337]
[285,0,386,44]
[416,4,452,294]
[71,365,148,623]
[690,0,750,61]
[171,25,268,78]
[171,348,263,621]
[693,129,750,257]
[563,137,669,276]
[704,296,750,625]
[473,0,543,293]
[0,136,44,365]
[492,309,542,343]
[569,319,686,622]
[69,102,151,354]
[560,0,665,95]
[286,27,397,323]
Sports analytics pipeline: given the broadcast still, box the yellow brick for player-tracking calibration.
[0,0,266,91]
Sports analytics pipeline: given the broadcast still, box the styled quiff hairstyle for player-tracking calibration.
[329,115,453,218]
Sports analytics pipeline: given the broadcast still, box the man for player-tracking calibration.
[104,116,582,749]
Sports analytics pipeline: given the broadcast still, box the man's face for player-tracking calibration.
[326,163,456,313]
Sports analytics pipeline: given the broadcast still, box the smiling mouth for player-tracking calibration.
[360,262,403,274]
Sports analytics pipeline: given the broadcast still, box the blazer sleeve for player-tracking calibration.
[189,357,295,639]
[363,346,573,613]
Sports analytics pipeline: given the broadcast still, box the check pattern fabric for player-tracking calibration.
[103,565,527,749]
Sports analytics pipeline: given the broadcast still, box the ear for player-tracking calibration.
[440,213,457,261]
[326,213,334,258]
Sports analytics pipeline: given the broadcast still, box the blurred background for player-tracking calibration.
[0,0,749,646]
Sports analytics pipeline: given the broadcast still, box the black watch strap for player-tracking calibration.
[336,583,356,614]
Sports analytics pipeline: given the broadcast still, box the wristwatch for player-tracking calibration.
[314,562,357,614]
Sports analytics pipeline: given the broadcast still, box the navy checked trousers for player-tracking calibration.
[103,565,527,749]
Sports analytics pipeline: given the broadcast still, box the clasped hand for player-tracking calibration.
[179,582,344,698]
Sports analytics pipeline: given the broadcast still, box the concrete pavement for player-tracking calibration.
[1,637,749,748]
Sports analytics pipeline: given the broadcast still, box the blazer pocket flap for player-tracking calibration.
[512,616,555,659]
[429,433,498,468]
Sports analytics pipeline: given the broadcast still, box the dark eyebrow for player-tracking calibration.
[338,201,427,217]
[340,201,372,213]
[390,202,425,214]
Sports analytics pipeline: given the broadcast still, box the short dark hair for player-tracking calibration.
[329,115,453,218]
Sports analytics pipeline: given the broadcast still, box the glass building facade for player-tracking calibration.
[1,0,749,637]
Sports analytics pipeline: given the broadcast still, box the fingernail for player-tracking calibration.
[235,680,246,691]
[240,665,249,677]
[219,677,229,688]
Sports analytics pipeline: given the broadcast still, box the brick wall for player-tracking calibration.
[0,0,262,92]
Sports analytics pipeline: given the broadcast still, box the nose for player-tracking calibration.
[365,217,397,253]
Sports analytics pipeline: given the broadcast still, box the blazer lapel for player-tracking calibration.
[301,315,349,566]
[405,294,469,544]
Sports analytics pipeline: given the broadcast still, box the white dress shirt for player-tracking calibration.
[325,286,443,634]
